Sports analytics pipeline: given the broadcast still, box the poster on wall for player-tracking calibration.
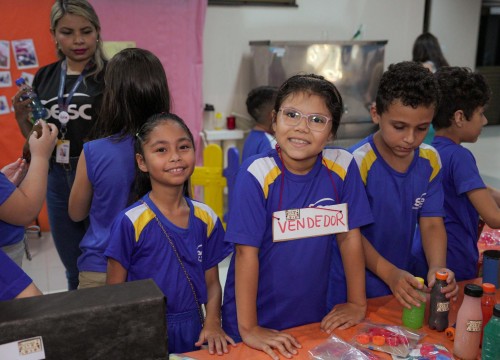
[0,96,10,115]
[0,71,12,87]
[0,41,9,69]
[11,39,39,69]
[20,72,34,87]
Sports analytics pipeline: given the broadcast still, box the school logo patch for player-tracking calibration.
[412,193,427,210]
[197,244,203,262]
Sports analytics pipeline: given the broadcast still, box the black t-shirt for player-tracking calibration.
[33,60,105,157]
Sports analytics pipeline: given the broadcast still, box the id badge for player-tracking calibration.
[272,203,348,242]
[56,139,70,164]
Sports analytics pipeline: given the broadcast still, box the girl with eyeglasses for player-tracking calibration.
[221,74,373,360]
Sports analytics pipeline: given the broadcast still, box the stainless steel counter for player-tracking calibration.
[249,40,388,141]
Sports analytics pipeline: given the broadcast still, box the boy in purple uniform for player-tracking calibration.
[242,86,278,161]
[412,66,500,281]
[328,62,458,311]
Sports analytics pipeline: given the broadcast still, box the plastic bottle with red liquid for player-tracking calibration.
[480,282,495,347]
[428,270,450,331]
[226,115,236,130]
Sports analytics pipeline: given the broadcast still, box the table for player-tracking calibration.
[184,279,499,359]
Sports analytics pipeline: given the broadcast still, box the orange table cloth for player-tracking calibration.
[184,279,499,359]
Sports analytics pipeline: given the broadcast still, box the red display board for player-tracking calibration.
[0,0,57,230]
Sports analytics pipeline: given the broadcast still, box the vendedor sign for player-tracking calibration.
[272,204,348,242]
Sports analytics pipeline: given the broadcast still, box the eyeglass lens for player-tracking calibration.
[280,108,330,131]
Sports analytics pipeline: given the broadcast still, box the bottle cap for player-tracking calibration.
[435,271,448,281]
[415,277,425,285]
[464,284,483,298]
[482,282,496,293]
[494,304,500,317]
[15,77,26,86]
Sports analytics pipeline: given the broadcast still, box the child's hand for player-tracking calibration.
[28,120,58,161]
[195,321,236,355]
[1,158,27,186]
[12,90,32,122]
[320,302,366,332]
[240,326,301,360]
[427,267,458,301]
[388,269,427,309]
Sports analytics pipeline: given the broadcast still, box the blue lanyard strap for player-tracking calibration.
[57,60,90,113]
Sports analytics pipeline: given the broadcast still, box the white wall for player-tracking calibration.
[203,0,484,128]
[203,0,426,122]
[428,0,482,69]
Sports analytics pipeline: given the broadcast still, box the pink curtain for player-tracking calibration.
[93,0,206,147]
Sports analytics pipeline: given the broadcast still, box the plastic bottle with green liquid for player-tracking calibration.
[482,304,500,359]
[402,277,426,329]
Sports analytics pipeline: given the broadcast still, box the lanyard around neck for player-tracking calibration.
[57,60,90,125]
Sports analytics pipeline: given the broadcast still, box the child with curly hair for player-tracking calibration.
[412,66,500,281]
[328,62,458,311]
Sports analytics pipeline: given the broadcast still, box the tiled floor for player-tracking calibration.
[22,230,67,294]
[21,125,500,294]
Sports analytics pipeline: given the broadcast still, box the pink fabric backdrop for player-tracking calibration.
[93,0,206,148]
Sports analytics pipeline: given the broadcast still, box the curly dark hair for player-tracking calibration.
[433,67,490,130]
[274,74,343,136]
[375,61,440,115]
[246,86,278,124]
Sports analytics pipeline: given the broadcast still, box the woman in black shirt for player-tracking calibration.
[12,0,106,290]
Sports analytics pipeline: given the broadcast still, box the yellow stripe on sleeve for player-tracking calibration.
[419,145,442,182]
[248,157,281,199]
[192,201,217,237]
[352,143,377,185]
[125,203,155,242]
[322,149,353,180]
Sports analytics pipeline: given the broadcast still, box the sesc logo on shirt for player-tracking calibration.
[197,244,203,262]
[43,93,93,121]
[412,193,427,210]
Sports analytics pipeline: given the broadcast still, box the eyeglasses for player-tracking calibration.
[278,107,332,132]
